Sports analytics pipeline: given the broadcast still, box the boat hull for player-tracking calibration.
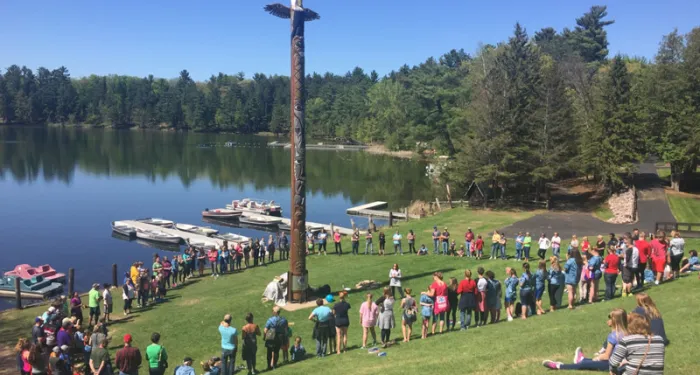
[136,231,182,244]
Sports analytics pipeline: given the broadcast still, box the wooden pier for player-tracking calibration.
[346,201,388,215]
[346,201,420,220]
[120,220,246,249]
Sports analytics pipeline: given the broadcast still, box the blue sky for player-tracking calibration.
[1,0,698,81]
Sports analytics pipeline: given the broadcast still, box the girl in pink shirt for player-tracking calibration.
[333,230,342,255]
[359,293,378,348]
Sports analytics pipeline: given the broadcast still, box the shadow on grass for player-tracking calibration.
[332,268,457,297]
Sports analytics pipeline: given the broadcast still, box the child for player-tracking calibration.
[475,235,484,259]
[680,250,699,273]
[201,357,221,375]
[504,268,518,321]
[457,245,465,257]
[534,260,548,315]
[485,271,500,323]
[449,240,457,256]
[290,336,306,362]
[417,244,428,256]
[419,287,433,339]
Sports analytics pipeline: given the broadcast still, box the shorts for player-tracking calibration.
[104,304,113,314]
[535,287,545,300]
[622,267,636,283]
[433,311,446,322]
[504,297,515,304]
[89,306,100,317]
[422,315,431,323]
[652,258,666,273]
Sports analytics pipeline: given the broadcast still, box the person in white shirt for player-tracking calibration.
[389,264,404,298]
[551,233,562,259]
[102,283,113,322]
[538,234,551,260]
[667,231,685,279]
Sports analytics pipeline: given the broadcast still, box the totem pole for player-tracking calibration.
[265,0,320,303]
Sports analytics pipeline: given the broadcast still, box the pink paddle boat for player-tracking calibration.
[4,264,66,283]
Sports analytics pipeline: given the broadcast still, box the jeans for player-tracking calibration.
[548,283,561,308]
[500,244,506,259]
[394,243,403,255]
[636,262,646,288]
[491,243,499,258]
[538,248,547,259]
[221,348,236,375]
[318,241,327,253]
[442,241,449,255]
[408,241,415,253]
[365,241,373,254]
[460,308,473,329]
[515,246,522,260]
[558,359,610,371]
[335,242,342,255]
[604,273,617,300]
[552,246,560,259]
[465,241,471,257]
[380,328,391,343]
[352,241,359,255]
[448,305,457,329]
[433,239,439,254]
[524,246,530,259]
[316,338,327,357]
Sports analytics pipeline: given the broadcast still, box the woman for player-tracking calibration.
[581,236,591,254]
[519,263,535,319]
[171,257,179,287]
[122,277,135,315]
[457,269,477,330]
[16,338,31,375]
[392,230,403,255]
[609,313,665,375]
[668,231,685,280]
[365,229,374,255]
[595,235,606,253]
[564,250,581,309]
[377,288,395,348]
[208,247,219,276]
[427,272,449,334]
[242,312,261,375]
[542,308,628,371]
[485,271,500,323]
[161,256,172,288]
[389,264,404,299]
[633,293,668,345]
[570,235,580,252]
[400,288,416,342]
[197,249,206,277]
[27,343,48,375]
[358,293,378,348]
[333,291,351,354]
[407,230,416,254]
[309,298,332,357]
[650,232,667,285]
[603,245,620,300]
[534,260,548,315]
[447,278,459,330]
[588,247,602,303]
[476,267,488,326]
[378,231,386,256]
[551,232,562,259]
[333,229,342,256]
[547,257,563,311]
[538,233,551,260]
[70,292,84,324]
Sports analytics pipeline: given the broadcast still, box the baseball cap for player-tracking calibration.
[35,317,43,323]
[60,345,69,352]
[52,346,60,353]
[123,334,132,343]
[48,306,56,313]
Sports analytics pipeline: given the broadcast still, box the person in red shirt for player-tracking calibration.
[474,235,484,259]
[426,272,449,334]
[634,232,652,289]
[650,232,668,285]
[464,229,475,257]
[603,245,620,300]
[456,269,477,330]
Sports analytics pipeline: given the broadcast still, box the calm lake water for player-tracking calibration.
[0,126,434,309]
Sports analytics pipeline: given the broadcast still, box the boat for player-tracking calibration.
[278,223,324,232]
[4,264,66,284]
[0,275,64,299]
[202,208,242,219]
[136,218,175,228]
[135,229,182,244]
[213,232,250,243]
[175,223,219,236]
[238,215,282,227]
[112,221,136,238]
[226,198,282,216]
[135,240,181,253]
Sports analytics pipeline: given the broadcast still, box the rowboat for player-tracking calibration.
[175,223,219,236]
[135,229,181,244]
[213,232,250,243]
[0,275,63,299]
[136,218,175,228]
[202,208,242,219]
[238,215,282,227]
[112,221,136,238]
[226,198,282,216]
[4,264,66,284]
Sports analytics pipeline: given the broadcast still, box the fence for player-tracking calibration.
[655,222,700,238]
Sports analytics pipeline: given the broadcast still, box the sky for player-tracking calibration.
[1,0,698,81]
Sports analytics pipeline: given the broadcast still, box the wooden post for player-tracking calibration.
[435,198,442,212]
[68,268,75,297]
[14,277,22,309]
[112,264,118,287]
[389,211,394,227]
[404,208,409,221]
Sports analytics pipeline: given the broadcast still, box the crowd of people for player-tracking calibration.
[13,223,693,375]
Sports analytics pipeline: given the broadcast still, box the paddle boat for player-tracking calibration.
[4,264,65,283]
[136,218,175,228]
[175,223,219,236]
[226,198,282,216]
[202,208,242,220]
[0,275,64,299]
[135,228,181,244]
[112,221,136,238]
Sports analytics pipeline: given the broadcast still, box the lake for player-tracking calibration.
[0,126,434,309]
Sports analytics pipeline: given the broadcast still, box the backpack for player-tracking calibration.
[244,329,257,347]
[403,298,417,322]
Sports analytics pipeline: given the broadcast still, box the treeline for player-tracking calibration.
[1,5,699,193]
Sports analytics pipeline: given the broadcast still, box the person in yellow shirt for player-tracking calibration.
[130,262,140,303]
[491,231,501,260]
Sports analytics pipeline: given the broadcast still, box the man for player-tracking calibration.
[32,317,45,344]
[90,337,112,375]
[264,306,288,371]
[88,283,102,326]
[116,333,142,375]
[634,231,652,289]
[280,232,289,260]
[432,226,440,254]
[174,357,196,375]
[145,332,168,375]
[49,345,71,375]
[102,283,113,322]
[351,229,360,255]
[218,314,238,375]
[631,228,640,241]
[441,227,450,255]
[56,319,73,348]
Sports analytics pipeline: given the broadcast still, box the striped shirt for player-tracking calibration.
[609,334,665,375]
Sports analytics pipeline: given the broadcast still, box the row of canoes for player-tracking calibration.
[111,219,251,246]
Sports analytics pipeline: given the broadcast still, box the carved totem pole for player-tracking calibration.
[265,0,320,303]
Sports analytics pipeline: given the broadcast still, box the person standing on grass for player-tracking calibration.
[197,248,206,277]
[333,291,351,354]
[333,229,342,256]
[102,283,113,323]
[267,235,276,263]
[447,278,459,330]
[485,271,500,323]
[241,313,261,375]
[490,230,501,259]
[243,242,251,268]
[378,231,386,256]
[519,263,535,319]
[115,334,141,375]
[588,247,602,303]
[476,267,488,326]
[359,293,378,348]
[88,283,102,327]
[441,227,450,255]
[145,332,168,375]
[122,278,135,316]
[427,272,449,334]
[465,228,474,257]
[570,235,580,252]
[581,236,591,255]
[668,231,685,280]
[161,256,172,289]
[389,264,405,299]
[392,230,403,255]
[432,226,441,254]
[264,306,287,370]
[498,232,507,260]
[377,288,396,348]
[400,288,416,342]
[89,338,112,375]
[515,232,524,261]
[258,238,267,266]
[419,287,433,338]
[522,232,532,262]
[564,251,579,310]
[505,268,518,321]
[207,247,218,277]
[351,229,360,255]
[634,232,651,289]
[407,230,416,254]
[457,269,477,329]
[475,235,484,259]
[534,260,548,315]
[551,232,562,259]
[364,229,374,255]
[538,233,551,260]
[280,232,289,261]
[219,314,238,375]
[603,245,620,301]
[317,229,328,255]
[622,235,639,297]
[309,298,331,357]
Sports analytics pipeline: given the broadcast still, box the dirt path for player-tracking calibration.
[0,344,15,375]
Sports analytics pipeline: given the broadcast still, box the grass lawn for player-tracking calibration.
[593,203,614,221]
[1,208,698,375]
[667,195,700,223]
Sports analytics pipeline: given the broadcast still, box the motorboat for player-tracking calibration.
[213,232,250,243]
[175,223,219,236]
[0,275,63,299]
[4,264,65,283]
[238,215,282,227]
[202,208,242,220]
[135,228,181,244]
[136,218,175,228]
[112,221,136,238]
[226,198,282,216]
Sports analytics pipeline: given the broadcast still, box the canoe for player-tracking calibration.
[4,264,65,284]
[135,229,181,244]
[137,218,175,228]
[112,221,136,238]
[202,208,242,219]
[0,275,63,299]
[213,232,250,243]
[175,223,219,236]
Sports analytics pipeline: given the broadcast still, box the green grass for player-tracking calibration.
[593,203,614,221]
[667,194,700,223]
[1,209,698,375]
[657,166,700,180]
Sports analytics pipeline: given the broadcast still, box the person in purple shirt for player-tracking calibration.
[56,320,73,348]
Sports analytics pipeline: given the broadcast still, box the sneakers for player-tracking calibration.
[507,316,513,322]
[654,280,659,285]
[542,360,562,369]
[574,347,584,364]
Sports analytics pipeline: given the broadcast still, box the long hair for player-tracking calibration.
[627,312,652,336]
[14,338,27,353]
[365,293,373,307]
[522,262,531,277]
[549,256,561,272]
[635,293,661,319]
[464,269,472,279]
[448,277,458,291]
[572,249,584,266]
[27,344,43,366]
[609,308,629,336]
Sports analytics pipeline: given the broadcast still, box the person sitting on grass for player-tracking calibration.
[542,308,628,371]
[680,250,699,273]
[174,357,196,375]
[201,357,221,375]
[289,336,306,362]
[417,244,428,256]
[633,293,669,346]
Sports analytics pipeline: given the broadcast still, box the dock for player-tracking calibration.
[268,142,368,151]
[346,201,388,214]
[239,212,356,235]
[121,220,246,249]
[346,201,420,220]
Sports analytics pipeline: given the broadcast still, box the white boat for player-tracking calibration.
[202,208,242,219]
[186,240,219,250]
[112,221,136,238]
[238,215,282,227]
[213,232,250,243]
[175,223,219,236]
[137,218,175,228]
[226,198,282,216]
[135,229,181,244]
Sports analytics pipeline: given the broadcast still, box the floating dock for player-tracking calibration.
[346,201,420,220]
[239,212,356,235]
[268,142,368,151]
[120,220,246,249]
[346,201,388,214]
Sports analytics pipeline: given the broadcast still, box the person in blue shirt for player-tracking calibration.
[218,314,238,375]
[432,227,441,254]
[587,248,603,303]
[564,251,582,310]
[547,258,564,312]
[289,336,306,362]
[309,299,332,357]
[264,307,288,371]
[519,263,535,319]
[515,233,525,261]
[419,290,433,339]
[504,268,518,321]
[534,260,548,315]
[680,250,700,273]
[174,357,196,375]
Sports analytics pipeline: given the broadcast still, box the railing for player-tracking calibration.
[655,222,700,238]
